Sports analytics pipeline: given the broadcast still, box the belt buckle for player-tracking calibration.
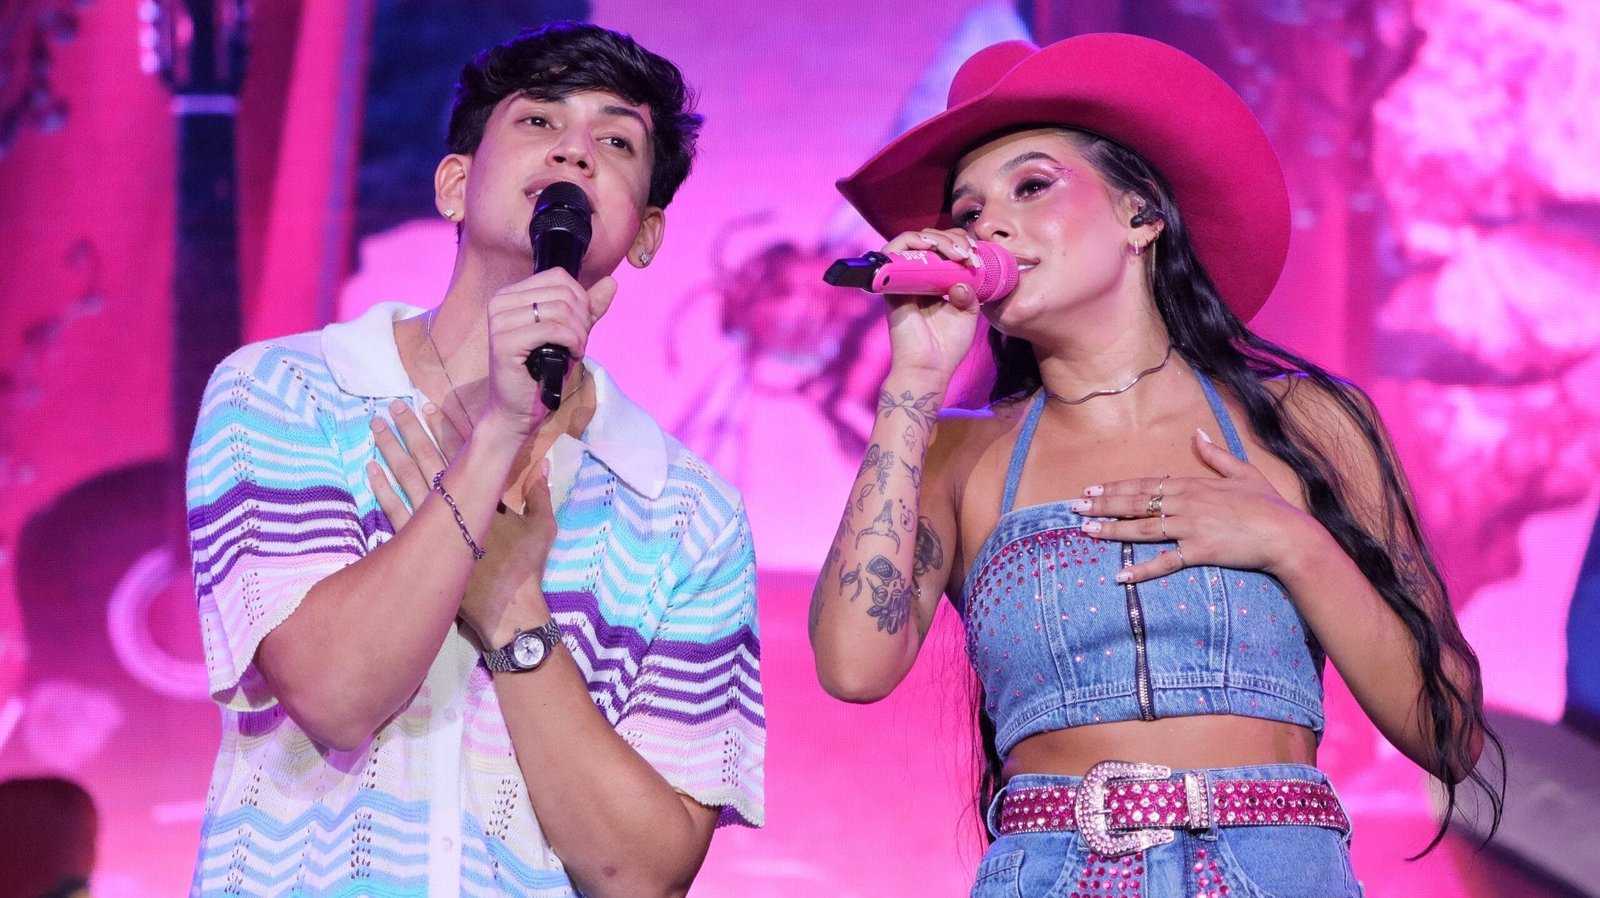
[1074,760,1177,858]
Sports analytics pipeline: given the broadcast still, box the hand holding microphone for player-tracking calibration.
[824,239,1019,305]
[825,229,1015,388]
[526,182,592,411]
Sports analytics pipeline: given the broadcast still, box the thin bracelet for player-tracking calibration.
[432,470,486,560]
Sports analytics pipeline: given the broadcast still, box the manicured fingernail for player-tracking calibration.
[365,461,380,476]
[1196,428,1214,444]
[1115,571,1132,584]
[370,418,387,432]
[390,400,407,414]
[1080,520,1102,533]
[1083,485,1103,497]
[1070,499,1092,512]
[423,402,439,415]
[540,458,551,477]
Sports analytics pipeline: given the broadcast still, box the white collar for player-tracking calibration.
[321,301,668,500]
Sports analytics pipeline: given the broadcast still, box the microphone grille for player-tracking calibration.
[531,182,593,242]
[971,242,1019,303]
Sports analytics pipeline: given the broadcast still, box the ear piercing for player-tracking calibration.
[638,251,651,265]
[442,208,457,220]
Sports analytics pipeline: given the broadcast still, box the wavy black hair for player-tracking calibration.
[969,128,1503,857]
[447,21,702,209]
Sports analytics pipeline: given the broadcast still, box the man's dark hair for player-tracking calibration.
[447,21,702,209]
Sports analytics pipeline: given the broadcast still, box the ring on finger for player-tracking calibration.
[1159,511,1168,540]
[1145,493,1164,515]
[1174,542,1186,565]
[1157,473,1170,497]
[532,302,541,324]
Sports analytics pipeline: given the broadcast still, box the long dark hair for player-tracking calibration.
[971,128,1503,856]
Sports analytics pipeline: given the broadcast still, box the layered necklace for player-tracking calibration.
[1043,344,1174,406]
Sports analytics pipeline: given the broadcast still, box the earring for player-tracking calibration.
[638,251,651,265]
[442,208,457,221]
[1131,241,1146,257]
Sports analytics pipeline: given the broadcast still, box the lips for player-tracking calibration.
[523,178,593,208]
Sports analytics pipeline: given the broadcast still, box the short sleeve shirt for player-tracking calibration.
[186,302,763,897]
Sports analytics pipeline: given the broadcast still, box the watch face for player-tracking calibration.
[511,632,548,668]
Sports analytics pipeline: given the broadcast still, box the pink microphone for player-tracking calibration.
[823,241,1019,303]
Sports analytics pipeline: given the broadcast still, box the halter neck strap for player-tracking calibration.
[996,368,1248,516]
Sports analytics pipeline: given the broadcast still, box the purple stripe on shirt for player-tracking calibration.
[548,589,761,725]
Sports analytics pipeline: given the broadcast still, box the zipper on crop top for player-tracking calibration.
[1121,542,1157,720]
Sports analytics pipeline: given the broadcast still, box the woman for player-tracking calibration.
[809,33,1498,897]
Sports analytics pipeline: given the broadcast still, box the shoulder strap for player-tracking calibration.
[1000,392,1048,515]
[1194,370,1249,461]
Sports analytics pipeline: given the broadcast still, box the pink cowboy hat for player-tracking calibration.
[836,33,1290,321]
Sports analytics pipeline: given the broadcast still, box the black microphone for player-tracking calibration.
[527,181,593,411]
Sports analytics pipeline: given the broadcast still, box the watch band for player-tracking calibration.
[482,618,563,672]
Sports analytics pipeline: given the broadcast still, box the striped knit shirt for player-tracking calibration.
[186,302,763,897]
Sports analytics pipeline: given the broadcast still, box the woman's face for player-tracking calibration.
[949,129,1146,337]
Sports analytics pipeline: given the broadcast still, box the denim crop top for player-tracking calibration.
[955,371,1325,760]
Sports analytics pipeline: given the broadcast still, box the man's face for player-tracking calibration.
[456,89,660,284]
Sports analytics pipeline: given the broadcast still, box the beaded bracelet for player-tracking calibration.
[432,470,486,560]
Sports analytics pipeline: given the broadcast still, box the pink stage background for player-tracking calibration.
[2,0,1598,895]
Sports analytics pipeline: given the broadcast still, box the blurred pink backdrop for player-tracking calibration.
[2,0,1596,895]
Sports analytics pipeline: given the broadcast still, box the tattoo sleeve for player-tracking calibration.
[816,384,942,644]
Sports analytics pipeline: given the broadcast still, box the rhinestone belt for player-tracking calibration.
[996,760,1350,857]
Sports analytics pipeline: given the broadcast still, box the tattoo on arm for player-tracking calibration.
[855,500,901,553]
[864,555,913,635]
[853,482,876,512]
[874,449,896,491]
[810,528,864,633]
[853,444,898,509]
[901,458,922,490]
[840,563,864,603]
[912,516,945,580]
[880,389,939,431]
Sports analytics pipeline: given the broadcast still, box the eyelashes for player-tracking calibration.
[519,115,636,154]
[952,171,1064,227]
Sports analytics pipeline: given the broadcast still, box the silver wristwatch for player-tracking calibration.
[482,619,563,673]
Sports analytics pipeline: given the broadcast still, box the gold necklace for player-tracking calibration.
[1043,345,1174,406]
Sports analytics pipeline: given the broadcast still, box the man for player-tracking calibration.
[186,22,763,897]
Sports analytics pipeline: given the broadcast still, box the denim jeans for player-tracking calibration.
[973,765,1362,898]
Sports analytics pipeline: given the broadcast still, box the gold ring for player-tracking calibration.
[1145,494,1164,515]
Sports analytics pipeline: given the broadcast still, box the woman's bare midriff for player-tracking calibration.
[1002,715,1319,782]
